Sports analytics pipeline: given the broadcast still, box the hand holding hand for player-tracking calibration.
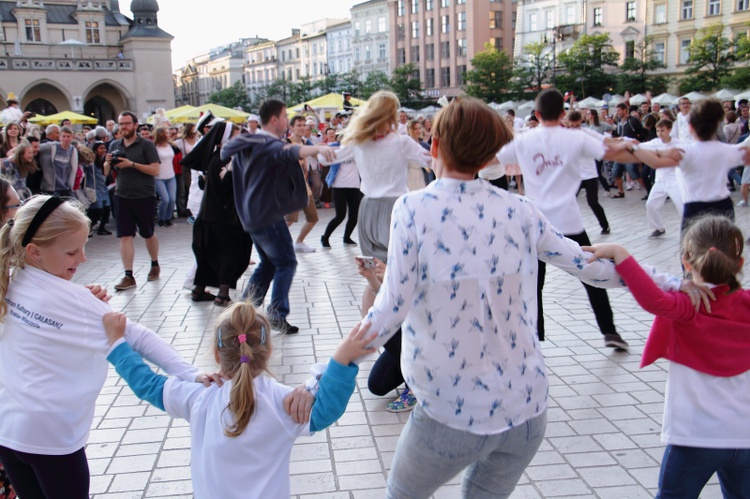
[196,372,225,387]
[333,322,378,366]
[664,147,684,163]
[581,243,630,264]
[283,385,315,424]
[316,145,336,162]
[679,280,716,313]
[102,312,127,345]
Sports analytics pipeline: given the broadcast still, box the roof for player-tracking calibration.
[0,1,121,26]
[351,0,386,11]
[120,25,172,40]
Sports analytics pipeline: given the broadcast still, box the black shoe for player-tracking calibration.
[271,319,299,335]
[97,227,112,235]
[164,219,173,227]
[604,333,629,351]
[321,235,331,248]
[343,238,357,246]
[88,231,94,238]
[641,194,649,201]
[600,227,610,235]
[158,220,165,227]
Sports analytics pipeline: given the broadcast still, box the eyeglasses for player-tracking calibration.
[118,121,134,126]
[2,201,23,211]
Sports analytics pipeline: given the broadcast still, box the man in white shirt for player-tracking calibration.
[497,89,634,350]
[0,93,23,124]
[246,114,260,134]
[671,97,693,143]
[506,109,525,130]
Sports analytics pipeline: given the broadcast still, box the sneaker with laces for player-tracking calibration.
[648,229,666,239]
[114,276,136,291]
[386,388,417,413]
[294,242,316,253]
[147,265,160,281]
[271,318,299,335]
[737,200,748,207]
[603,333,629,350]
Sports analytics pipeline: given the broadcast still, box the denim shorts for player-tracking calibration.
[612,162,641,179]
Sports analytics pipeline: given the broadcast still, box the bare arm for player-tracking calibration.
[121,160,160,176]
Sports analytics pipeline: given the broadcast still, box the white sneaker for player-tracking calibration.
[294,242,316,253]
[737,200,748,207]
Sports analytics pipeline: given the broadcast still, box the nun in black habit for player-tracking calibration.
[180,120,252,306]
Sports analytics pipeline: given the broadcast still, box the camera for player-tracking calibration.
[110,150,127,165]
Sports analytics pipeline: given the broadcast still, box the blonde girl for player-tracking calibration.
[321,90,431,263]
[586,216,750,498]
[0,196,209,498]
[153,126,177,227]
[102,301,375,498]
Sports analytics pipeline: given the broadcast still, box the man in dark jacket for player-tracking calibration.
[221,99,334,334]
[610,103,647,198]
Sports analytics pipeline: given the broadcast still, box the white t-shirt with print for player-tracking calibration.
[675,141,745,203]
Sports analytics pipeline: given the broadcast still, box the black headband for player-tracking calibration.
[22,196,64,247]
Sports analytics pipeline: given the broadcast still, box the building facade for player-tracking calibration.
[243,40,278,104]
[585,0,646,64]
[326,20,352,77]
[351,0,391,79]
[513,0,585,59]
[388,0,517,98]
[0,0,174,123]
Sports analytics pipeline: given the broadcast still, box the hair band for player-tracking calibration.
[217,326,223,348]
[22,196,64,247]
[238,334,247,344]
[709,247,718,252]
[260,325,267,345]
[240,355,249,364]
[6,218,13,227]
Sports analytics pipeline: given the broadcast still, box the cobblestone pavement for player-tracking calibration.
[76,186,747,498]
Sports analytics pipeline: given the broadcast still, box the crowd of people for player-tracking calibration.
[0,86,749,498]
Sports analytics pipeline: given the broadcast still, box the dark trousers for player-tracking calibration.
[0,445,89,499]
[487,176,508,190]
[579,178,609,231]
[642,165,655,192]
[537,230,615,341]
[595,160,610,192]
[368,329,406,396]
[323,188,362,241]
[681,197,734,233]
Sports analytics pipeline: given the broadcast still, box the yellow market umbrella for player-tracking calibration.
[288,93,366,117]
[147,105,196,125]
[170,104,249,124]
[28,110,98,126]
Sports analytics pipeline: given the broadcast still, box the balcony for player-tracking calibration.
[0,57,134,71]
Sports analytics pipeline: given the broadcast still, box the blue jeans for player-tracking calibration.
[155,177,176,222]
[657,445,750,498]
[387,405,546,498]
[612,162,641,179]
[243,219,297,321]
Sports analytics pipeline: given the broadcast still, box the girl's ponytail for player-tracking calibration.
[682,216,744,293]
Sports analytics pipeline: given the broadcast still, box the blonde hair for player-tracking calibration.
[339,91,399,145]
[76,144,95,164]
[153,126,170,146]
[0,196,89,320]
[214,301,273,437]
[432,96,513,174]
[682,215,744,293]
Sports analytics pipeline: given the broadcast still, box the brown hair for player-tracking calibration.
[726,111,737,124]
[180,123,197,140]
[214,301,273,437]
[682,215,744,293]
[10,140,38,177]
[566,110,582,123]
[432,96,513,174]
[689,98,724,141]
[76,144,95,164]
[153,126,170,146]
[659,109,676,121]
[656,119,673,130]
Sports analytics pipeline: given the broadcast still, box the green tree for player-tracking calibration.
[679,23,736,93]
[512,41,553,99]
[208,81,251,111]
[616,37,670,95]
[338,69,363,97]
[263,77,292,102]
[361,70,392,99]
[289,76,314,106]
[316,73,340,95]
[464,43,514,102]
[556,33,620,98]
[390,63,427,106]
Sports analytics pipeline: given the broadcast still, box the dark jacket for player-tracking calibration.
[614,115,646,142]
[220,131,307,232]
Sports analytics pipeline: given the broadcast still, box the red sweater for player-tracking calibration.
[616,256,750,377]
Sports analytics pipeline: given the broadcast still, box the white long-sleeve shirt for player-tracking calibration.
[321,132,431,198]
[0,266,199,455]
[362,179,681,435]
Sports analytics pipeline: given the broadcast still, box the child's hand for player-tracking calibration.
[284,385,315,424]
[196,372,225,387]
[333,322,378,366]
[102,312,127,345]
[86,283,112,303]
[581,244,630,264]
[679,280,717,313]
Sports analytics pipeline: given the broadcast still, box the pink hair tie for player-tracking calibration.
[238,334,247,344]
[709,247,718,252]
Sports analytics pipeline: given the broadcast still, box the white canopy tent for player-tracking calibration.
[628,93,649,105]
[680,91,708,103]
[712,89,740,101]
[651,93,679,106]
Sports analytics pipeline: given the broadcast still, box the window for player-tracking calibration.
[490,11,502,28]
[626,2,637,20]
[25,19,41,42]
[355,48,360,61]
[512,11,517,29]
[546,10,554,28]
[708,0,721,15]
[529,13,538,31]
[682,0,693,18]
[426,68,435,88]
[457,12,466,31]
[625,40,635,58]
[456,65,466,85]
[412,68,420,81]
[441,15,450,33]
[441,66,451,86]
[379,17,386,32]
[441,40,450,58]
[655,4,667,23]
[456,38,467,56]
[740,0,750,11]
[654,41,665,63]
[565,5,575,24]
[426,43,435,60]
[412,21,420,38]
[398,24,405,40]
[412,0,419,14]
[426,18,434,36]
[490,37,503,50]
[593,7,602,26]
[398,48,406,64]
[411,46,420,62]
[365,19,372,33]
[354,21,361,36]
[441,0,449,7]
[379,43,386,59]
[365,45,371,60]
[426,0,434,10]
[457,0,466,4]
[398,0,405,16]
[680,38,691,63]
[85,21,100,44]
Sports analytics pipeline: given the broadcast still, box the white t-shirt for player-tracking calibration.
[671,112,694,143]
[163,376,311,498]
[662,363,750,448]
[477,161,506,180]
[675,141,745,203]
[332,158,360,189]
[0,266,198,455]
[639,137,682,183]
[578,128,606,180]
[497,126,605,235]
[156,144,175,180]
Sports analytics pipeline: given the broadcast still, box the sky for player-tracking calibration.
[127,0,357,70]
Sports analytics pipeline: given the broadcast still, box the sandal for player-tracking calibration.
[610,192,625,198]
[214,295,232,307]
[191,290,216,302]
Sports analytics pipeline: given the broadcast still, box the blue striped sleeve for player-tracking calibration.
[310,359,359,432]
[107,342,167,411]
